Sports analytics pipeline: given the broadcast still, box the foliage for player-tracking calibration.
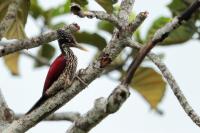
[131,67,166,109]
[0,0,199,110]
[0,0,29,75]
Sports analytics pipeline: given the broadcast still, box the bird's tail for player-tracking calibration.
[26,96,48,115]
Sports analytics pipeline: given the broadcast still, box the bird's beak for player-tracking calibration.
[74,43,88,51]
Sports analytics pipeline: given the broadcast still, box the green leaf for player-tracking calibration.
[128,12,136,23]
[163,21,195,45]
[71,0,88,7]
[146,16,195,45]
[146,17,171,42]
[0,0,29,38]
[168,0,200,19]
[95,0,114,13]
[98,21,114,34]
[134,30,144,43]
[75,32,107,50]
[0,1,9,20]
[131,67,166,109]
[35,44,56,67]
[0,0,29,75]
[29,0,43,19]
[64,0,71,13]
[167,0,187,16]
[48,1,71,18]
[30,0,71,25]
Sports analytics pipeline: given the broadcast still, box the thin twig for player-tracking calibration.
[21,51,50,66]
[122,0,200,85]
[71,4,119,28]
[127,34,200,126]
[0,23,80,57]
[148,53,200,126]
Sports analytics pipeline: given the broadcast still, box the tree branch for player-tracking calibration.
[0,89,14,122]
[127,39,200,127]
[2,4,146,133]
[118,0,135,27]
[0,0,22,39]
[71,4,119,28]
[15,112,80,122]
[122,0,200,85]
[21,51,50,67]
[128,11,149,33]
[0,89,14,132]
[0,23,80,57]
[66,85,130,133]
[148,53,200,127]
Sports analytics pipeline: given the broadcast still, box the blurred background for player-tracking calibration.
[0,0,200,132]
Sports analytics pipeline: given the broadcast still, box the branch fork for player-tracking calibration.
[1,0,200,132]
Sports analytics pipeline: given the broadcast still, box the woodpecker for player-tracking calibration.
[26,29,86,114]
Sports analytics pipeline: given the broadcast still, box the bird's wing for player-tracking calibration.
[43,54,67,95]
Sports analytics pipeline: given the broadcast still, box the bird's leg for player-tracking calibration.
[75,69,88,87]
[75,75,88,87]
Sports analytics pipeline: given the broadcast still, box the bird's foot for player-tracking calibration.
[75,74,88,87]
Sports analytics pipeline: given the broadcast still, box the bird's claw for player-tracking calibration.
[75,74,88,87]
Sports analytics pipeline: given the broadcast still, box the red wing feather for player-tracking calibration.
[43,54,67,95]
[26,54,67,114]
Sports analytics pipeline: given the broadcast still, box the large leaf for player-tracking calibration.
[75,32,107,50]
[0,1,9,20]
[44,2,71,20]
[35,44,55,67]
[0,0,29,25]
[30,0,71,25]
[95,0,115,13]
[146,16,195,46]
[98,21,114,34]
[131,67,166,109]
[0,0,29,75]
[4,53,20,75]
[168,0,200,19]
[29,0,43,19]
[167,0,187,16]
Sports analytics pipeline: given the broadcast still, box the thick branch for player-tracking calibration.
[0,0,22,39]
[67,85,130,133]
[0,89,14,132]
[0,89,14,123]
[0,23,79,57]
[118,0,135,27]
[2,7,146,133]
[15,112,80,122]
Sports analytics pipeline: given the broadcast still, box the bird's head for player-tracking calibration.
[57,29,87,52]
